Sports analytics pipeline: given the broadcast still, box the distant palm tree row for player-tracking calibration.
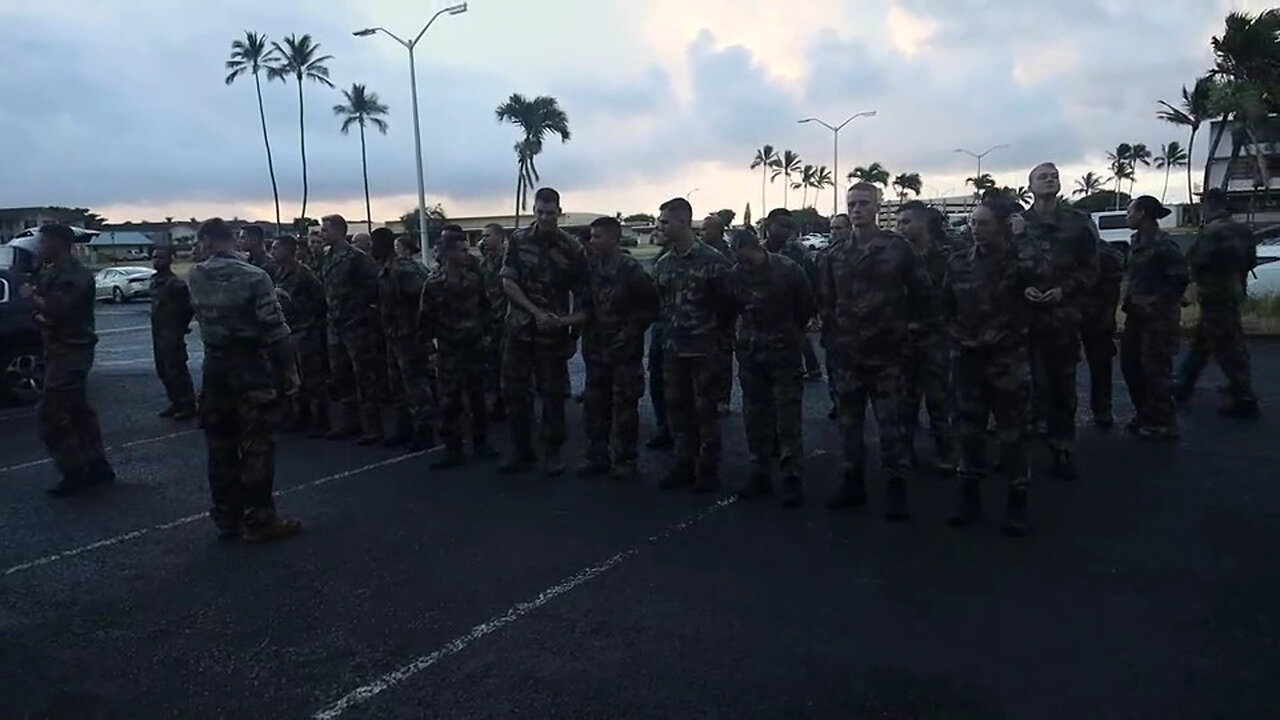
[747,149,927,210]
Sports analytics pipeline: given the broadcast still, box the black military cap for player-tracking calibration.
[1132,195,1172,220]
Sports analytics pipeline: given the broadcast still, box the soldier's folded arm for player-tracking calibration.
[1063,225,1100,300]
[36,275,89,322]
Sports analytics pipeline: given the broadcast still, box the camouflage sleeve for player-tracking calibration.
[815,250,834,327]
[498,235,522,282]
[632,263,659,330]
[1064,222,1099,299]
[253,270,291,343]
[399,264,427,304]
[354,251,381,307]
[904,244,933,324]
[940,266,957,322]
[1165,243,1191,296]
[792,261,815,329]
[39,268,92,324]
[177,279,194,328]
[417,279,436,342]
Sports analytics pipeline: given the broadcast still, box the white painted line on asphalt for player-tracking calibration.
[0,429,198,476]
[311,495,738,720]
[0,410,36,424]
[2,450,433,577]
[97,325,150,336]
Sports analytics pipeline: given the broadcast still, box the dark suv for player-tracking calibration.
[0,236,44,405]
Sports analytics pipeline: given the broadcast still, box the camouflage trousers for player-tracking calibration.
[953,344,1030,489]
[39,344,107,476]
[1080,307,1118,418]
[717,341,734,405]
[485,325,505,404]
[438,340,489,449]
[583,358,645,469]
[199,359,279,532]
[647,325,668,432]
[664,350,724,471]
[328,325,387,407]
[1177,301,1256,403]
[821,334,838,411]
[386,334,438,434]
[738,351,803,477]
[293,327,330,409]
[833,361,907,481]
[503,333,571,454]
[1029,324,1081,452]
[1121,308,1181,428]
[152,329,195,408]
[903,330,954,456]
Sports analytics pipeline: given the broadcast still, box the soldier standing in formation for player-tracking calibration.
[420,230,499,467]
[28,224,116,497]
[498,187,587,475]
[271,235,330,436]
[479,222,508,420]
[653,197,731,492]
[564,217,659,480]
[645,230,675,450]
[149,246,197,420]
[763,208,823,381]
[320,214,386,444]
[818,213,852,420]
[1019,162,1099,480]
[724,228,814,507]
[819,183,930,520]
[1174,188,1261,418]
[1121,196,1190,439]
[373,228,435,449]
[1079,230,1126,427]
[187,218,301,542]
[700,214,735,413]
[238,225,278,281]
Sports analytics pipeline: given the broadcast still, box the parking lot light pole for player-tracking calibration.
[954,144,1009,206]
[354,2,468,265]
[798,110,877,216]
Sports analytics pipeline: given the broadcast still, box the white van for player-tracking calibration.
[1091,210,1177,245]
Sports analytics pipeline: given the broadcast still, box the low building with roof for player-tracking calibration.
[85,231,155,262]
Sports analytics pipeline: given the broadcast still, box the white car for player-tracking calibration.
[95,267,154,303]
[1248,226,1280,298]
[799,234,830,251]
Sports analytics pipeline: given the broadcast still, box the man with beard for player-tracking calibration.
[1018,162,1099,480]
[373,228,436,450]
[479,222,508,419]
[271,235,329,436]
[498,187,587,475]
[764,208,822,381]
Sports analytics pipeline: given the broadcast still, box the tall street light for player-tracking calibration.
[355,2,468,264]
[798,110,877,216]
[954,144,1009,203]
[686,187,700,200]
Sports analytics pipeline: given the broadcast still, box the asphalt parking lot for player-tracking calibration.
[0,302,1276,719]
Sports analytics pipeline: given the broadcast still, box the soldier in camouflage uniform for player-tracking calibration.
[896,201,956,473]
[479,223,508,419]
[187,218,302,543]
[941,199,1035,536]
[26,224,116,497]
[1174,189,1260,418]
[563,217,659,481]
[306,233,327,275]
[724,229,815,507]
[271,235,329,436]
[646,232,675,450]
[653,197,732,491]
[498,187,588,475]
[372,228,436,450]
[1078,230,1126,427]
[238,225,278,282]
[320,214,387,444]
[1121,196,1190,438]
[764,208,822,380]
[420,230,499,467]
[817,213,852,420]
[701,214,735,412]
[1018,162,1099,480]
[149,246,197,420]
[818,183,930,521]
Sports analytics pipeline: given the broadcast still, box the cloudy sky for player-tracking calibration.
[0,0,1268,225]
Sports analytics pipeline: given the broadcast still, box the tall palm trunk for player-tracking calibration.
[296,79,310,223]
[801,184,808,209]
[783,172,789,207]
[1185,127,1198,207]
[254,72,282,237]
[760,167,766,219]
[513,169,523,230]
[359,122,372,232]
[1221,131,1244,191]
[1161,163,1171,203]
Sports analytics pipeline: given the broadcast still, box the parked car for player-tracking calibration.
[0,235,44,405]
[95,266,154,303]
[799,233,830,252]
[1247,226,1280,298]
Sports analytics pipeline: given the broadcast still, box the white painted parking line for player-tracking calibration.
[310,496,738,720]
[0,429,198,475]
[97,325,150,336]
[2,450,434,577]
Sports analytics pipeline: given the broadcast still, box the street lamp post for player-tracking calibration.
[355,2,468,265]
[954,144,1009,205]
[798,110,877,216]
[685,187,700,200]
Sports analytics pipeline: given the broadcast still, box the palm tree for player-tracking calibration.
[1127,142,1153,196]
[495,93,572,228]
[1154,142,1190,203]
[793,164,817,207]
[333,84,389,233]
[965,172,997,194]
[1157,75,1216,206]
[225,32,283,236]
[1207,10,1280,196]
[848,162,891,188]
[771,150,803,207]
[750,145,780,215]
[1106,143,1134,208]
[891,172,923,203]
[267,34,334,225]
[812,165,835,210]
[1074,171,1107,197]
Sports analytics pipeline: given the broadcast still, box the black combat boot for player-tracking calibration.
[1001,485,1030,537]
[473,437,499,460]
[430,445,466,470]
[576,456,611,479]
[692,464,721,493]
[356,405,385,446]
[158,404,177,418]
[826,467,867,511]
[46,467,89,497]
[171,403,198,421]
[781,475,804,509]
[307,400,331,439]
[84,457,117,487]
[947,475,983,528]
[383,408,413,448]
[659,463,695,490]
[498,448,537,474]
[324,402,360,440]
[736,468,773,500]
[646,429,674,450]
[884,476,911,522]
[1051,449,1077,481]
[933,437,957,476]
[1219,398,1261,420]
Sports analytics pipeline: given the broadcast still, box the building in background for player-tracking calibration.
[86,231,155,262]
[1204,116,1280,225]
[0,207,89,242]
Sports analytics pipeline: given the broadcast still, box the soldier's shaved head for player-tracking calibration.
[1028,163,1061,199]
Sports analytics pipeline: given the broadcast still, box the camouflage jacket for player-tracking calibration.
[246,252,279,283]
[1081,240,1126,320]
[479,252,508,331]
[33,256,97,347]
[1123,230,1189,318]
[724,253,815,360]
[653,240,732,357]
[274,261,326,335]
[321,243,380,331]
[579,251,659,365]
[1187,214,1256,306]
[942,241,1035,350]
[420,261,490,348]
[703,237,734,261]
[187,252,291,349]
[149,270,194,336]
[817,228,930,366]
[906,235,958,336]
[499,226,587,343]
[1017,202,1100,328]
[378,256,430,340]
[765,238,818,289]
